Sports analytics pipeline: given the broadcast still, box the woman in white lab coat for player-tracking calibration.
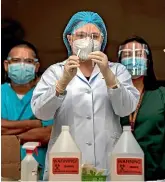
[31,11,139,180]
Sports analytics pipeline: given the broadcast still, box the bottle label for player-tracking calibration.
[52,157,79,174]
[116,158,142,175]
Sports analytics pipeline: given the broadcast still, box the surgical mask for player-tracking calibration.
[8,63,35,84]
[121,57,147,76]
[72,37,101,61]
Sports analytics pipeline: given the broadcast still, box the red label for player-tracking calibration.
[52,158,79,174]
[117,158,142,175]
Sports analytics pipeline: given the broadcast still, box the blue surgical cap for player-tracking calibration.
[63,11,107,56]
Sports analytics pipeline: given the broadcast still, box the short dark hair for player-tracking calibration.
[5,40,40,83]
[7,40,39,59]
[117,35,159,91]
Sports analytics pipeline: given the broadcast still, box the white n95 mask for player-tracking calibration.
[72,37,101,61]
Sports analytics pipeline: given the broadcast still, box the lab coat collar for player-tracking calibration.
[76,63,101,84]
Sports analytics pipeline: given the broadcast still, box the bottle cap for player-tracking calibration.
[62,125,69,131]
[123,125,131,131]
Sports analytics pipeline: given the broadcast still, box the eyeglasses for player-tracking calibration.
[7,57,38,64]
[72,32,103,40]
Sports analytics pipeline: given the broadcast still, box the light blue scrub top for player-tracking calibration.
[1,83,53,179]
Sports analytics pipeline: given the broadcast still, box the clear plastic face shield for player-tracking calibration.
[118,43,149,76]
[71,23,103,61]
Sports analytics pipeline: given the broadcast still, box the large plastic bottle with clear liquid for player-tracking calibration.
[49,125,82,181]
[21,142,40,181]
[110,126,144,181]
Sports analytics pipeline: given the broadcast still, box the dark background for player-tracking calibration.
[1,0,165,85]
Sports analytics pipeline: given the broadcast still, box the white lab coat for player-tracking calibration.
[31,61,139,180]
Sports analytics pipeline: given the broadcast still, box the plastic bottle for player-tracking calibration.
[49,125,82,181]
[110,126,144,181]
[21,142,40,181]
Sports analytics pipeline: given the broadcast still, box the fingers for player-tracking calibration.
[89,51,104,57]
[68,65,80,69]
[65,59,80,73]
[88,55,102,61]
[67,61,80,71]
[88,54,103,65]
[68,55,79,62]
[91,59,102,65]
[67,60,80,66]
[66,56,80,70]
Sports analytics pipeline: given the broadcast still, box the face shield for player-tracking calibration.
[71,23,103,61]
[63,11,107,56]
[7,57,37,84]
[118,43,149,76]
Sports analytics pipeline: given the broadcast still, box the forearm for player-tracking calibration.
[31,65,72,121]
[2,127,26,135]
[1,119,41,129]
[103,68,117,88]
[17,126,52,146]
[31,85,65,120]
[104,65,140,117]
[108,83,139,117]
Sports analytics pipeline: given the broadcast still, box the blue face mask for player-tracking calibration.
[121,57,147,76]
[8,63,36,84]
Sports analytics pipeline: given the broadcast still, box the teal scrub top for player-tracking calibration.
[1,83,53,179]
[120,87,165,180]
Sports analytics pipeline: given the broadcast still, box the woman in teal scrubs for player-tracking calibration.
[1,41,53,180]
[118,36,165,180]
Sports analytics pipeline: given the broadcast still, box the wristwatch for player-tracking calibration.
[109,78,120,89]
[57,90,67,97]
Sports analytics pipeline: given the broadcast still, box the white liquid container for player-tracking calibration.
[21,142,40,181]
[110,126,144,181]
[49,125,82,181]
